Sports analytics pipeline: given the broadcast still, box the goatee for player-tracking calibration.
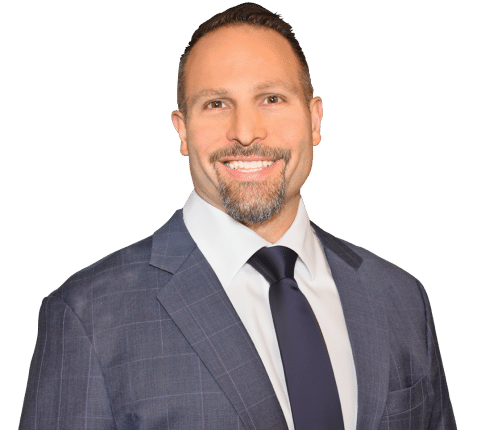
[210,143,291,225]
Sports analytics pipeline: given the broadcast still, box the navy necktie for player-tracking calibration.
[248,246,344,430]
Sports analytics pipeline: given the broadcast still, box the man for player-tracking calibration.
[20,3,456,430]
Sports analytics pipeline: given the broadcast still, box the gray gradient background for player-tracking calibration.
[1,1,490,427]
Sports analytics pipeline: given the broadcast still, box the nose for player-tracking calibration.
[226,105,267,146]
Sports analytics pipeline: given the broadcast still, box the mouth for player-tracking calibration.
[221,157,276,172]
[217,157,281,180]
[210,143,291,182]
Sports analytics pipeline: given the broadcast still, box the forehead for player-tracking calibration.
[185,25,303,99]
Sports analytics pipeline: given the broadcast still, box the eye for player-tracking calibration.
[263,95,282,104]
[206,100,225,109]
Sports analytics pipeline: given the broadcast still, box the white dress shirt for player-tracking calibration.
[183,191,357,430]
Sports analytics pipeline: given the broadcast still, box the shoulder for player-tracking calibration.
[50,209,186,308]
[346,238,417,284]
[49,235,154,309]
[312,221,427,313]
[312,221,419,284]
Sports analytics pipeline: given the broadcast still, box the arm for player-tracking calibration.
[416,280,457,429]
[19,296,116,430]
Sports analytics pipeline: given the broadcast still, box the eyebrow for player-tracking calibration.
[189,80,299,109]
[253,80,297,94]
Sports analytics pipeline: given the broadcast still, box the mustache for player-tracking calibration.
[209,142,291,164]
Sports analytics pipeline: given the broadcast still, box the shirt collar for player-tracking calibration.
[182,190,317,288]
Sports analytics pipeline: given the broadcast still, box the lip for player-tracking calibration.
[219,156,277,163]
[217,159,281,181]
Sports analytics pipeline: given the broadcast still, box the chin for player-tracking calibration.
[218,176,286,225]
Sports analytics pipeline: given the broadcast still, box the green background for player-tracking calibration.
[0,0,492,429]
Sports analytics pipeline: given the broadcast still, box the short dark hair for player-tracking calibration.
[177,3,314,120]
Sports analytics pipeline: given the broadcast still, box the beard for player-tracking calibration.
[210,143,291,225]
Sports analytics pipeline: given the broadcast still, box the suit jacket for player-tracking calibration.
[20,210,456,430]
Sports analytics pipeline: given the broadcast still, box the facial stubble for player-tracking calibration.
[211,143,291,225]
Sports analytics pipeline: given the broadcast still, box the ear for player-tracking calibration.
[171,110,189,156]
[310,97,323,146]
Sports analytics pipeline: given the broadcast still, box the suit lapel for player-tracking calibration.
[150,210,288,430]
[311,223,390,430]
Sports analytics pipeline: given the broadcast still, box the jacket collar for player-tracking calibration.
[149,210,364,275]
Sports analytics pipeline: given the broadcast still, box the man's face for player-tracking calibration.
[173,25,322,225]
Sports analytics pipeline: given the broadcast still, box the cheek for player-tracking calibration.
[188,123,227,185]
[187,125,224,167]
[271,114,313,183]
[271,111,310,144]
[188,127,214,152]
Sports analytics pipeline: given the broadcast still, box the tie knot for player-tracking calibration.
[247,246,298,284]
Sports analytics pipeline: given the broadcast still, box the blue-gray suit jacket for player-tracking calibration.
[20,210,456,429]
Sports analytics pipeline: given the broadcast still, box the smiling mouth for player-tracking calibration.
[210,143,291,178]
[222,159,275,172]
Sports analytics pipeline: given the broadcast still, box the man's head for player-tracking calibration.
[172,3,322,231]
[177,3,314,121]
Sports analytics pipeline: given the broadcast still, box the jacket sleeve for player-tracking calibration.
[19,296,116,430]
[416,280,457,429]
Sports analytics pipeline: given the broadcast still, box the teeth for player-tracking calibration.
[224,160,274,171]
